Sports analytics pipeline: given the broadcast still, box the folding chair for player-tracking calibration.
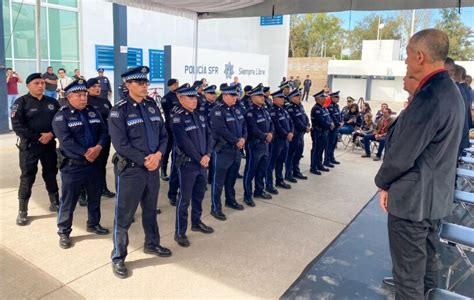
[340,133,353,150]
[453,190,474,226]
[460,156,474,167]
[425,288,470,300]
[456,168,474,192]
[438,223,474,291]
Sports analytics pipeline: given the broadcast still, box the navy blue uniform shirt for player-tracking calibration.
[311,103,333,130]
[327,102,342,127]
[52,104,108,160]
[245,105,274,142]
[108,96,168,166]
[161,91,179,122]
[171,107,213,164]
[87,95,112,123]
[269,104,294,139]
[286,102,309,133]
[209,102,247,146]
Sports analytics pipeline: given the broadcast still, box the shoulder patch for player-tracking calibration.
[54,114,64,122]
[247,112,253,117]
[173,117,181,123]
[214,110,222,116]
[110,111,119,118]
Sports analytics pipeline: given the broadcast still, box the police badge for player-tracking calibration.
[48,104,55,110]
[148,107,155,114]
[88,111,96,118]
[199,115,205,122]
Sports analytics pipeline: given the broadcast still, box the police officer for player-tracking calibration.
[97,68,112,100]
[325,91,342,166]
[192,80,205,108]
[241,85,253,110]
[266,89,293,194]
[108,66,171,279]
[310,90,334,175]
[160,78,179,181]
[199,85,218,184]
[209,84,247,220]
[168,83,190,206]
[285,88,310,182]
[263,86,273,108]
[118,79,129,99]
[243,85,274,206]
[11,73,60,226]
[86,77,115,197]
[279,81,291,100]
[172,85,214,247]
[52,79,110,249]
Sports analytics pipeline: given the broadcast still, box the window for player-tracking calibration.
[149,49,165,83]
[127,47,143,68]
[48,7,79,61]
[95,45,114,70]
[260,15,283,26]
[48,0,78,7]
[3,0,12,59]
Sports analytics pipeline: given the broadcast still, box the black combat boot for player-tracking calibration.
[48,192,60,212]
[16,199,29,226]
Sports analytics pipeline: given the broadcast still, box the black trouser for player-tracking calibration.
[388,214,439,300]
[18,140,58,201]
[162,124,174,174]
[98,139,111,190]
[112,166,161,263]
[303,88,310,101]
[58,162,102,235]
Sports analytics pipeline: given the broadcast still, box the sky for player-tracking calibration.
[328,7,474,32]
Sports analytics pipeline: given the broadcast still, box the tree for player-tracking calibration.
[399,10,432,57]
[289,13,344,58]
[347,14,403,59]
[435,8,474,61]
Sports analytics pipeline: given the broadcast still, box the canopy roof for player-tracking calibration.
[110,0,474,19]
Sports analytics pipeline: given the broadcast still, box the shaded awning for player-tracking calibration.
[109,0,474,19]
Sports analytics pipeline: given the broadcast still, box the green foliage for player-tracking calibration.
[435,8,474,60]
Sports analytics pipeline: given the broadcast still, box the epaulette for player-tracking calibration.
[116,99,127,107]
[176,107,185,115]
[59,105,68,111]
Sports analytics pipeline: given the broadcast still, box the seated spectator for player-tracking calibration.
[341,97,355,116]
[339,103,362,135]
[360,102,372,120]
[361,108,394,161]
[352,113,374,144]
[374,103,389,123]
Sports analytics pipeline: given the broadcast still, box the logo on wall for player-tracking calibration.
[224,62,234,79]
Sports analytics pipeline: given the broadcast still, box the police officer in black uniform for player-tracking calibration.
[243,85,274,206]
[266,89,293,194]
[263,86,273,108]
[97,68,112,100]
[87,77,115,197]
[285,88,310,182]
[325,91,342,166]
[279,81,291,101]
[118,79,129,99]
[172,85,214,247]
[160,79,179,181]
[11,73,60,226]
[168,83,190,206]
[198,85,218,184]
[241,85,253,110]
[52,79,110,249]
[209,84,247,220]
[108,66,171,279]
[310,90,334,174]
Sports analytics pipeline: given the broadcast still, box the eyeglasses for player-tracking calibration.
[129,80,150,86]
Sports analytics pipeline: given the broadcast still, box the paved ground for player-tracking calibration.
[0,119,382,299]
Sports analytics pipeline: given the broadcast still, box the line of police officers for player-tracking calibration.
[11,65,343,279]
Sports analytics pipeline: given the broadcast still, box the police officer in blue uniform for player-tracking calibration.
[172,85,214,247]
[168,83,190,206]
[97,68,112,100]
[279,81,291,102]
[192,80,205,108]
[241,85,253,110]
[266,89,293,194]
[108,66,171,279]
[160,78,180,181]
[11,73,60,226]
[118,79,129,99]
[263,86,273,108]
[86,77,115,198]
[310,90,334,174]
[52,79,110,249]
[285,89,310,182]
[325,91,342,166]
[199,85,218,184]
[209,84,247,220]
[243,85,274,206]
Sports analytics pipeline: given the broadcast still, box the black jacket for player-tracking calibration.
[374,71,464,222]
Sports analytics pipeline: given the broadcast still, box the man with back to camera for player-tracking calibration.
[11,73,60,226]
[375,29,464,299]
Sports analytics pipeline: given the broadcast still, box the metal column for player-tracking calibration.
[0,1,9,133]
[113,4,127,103]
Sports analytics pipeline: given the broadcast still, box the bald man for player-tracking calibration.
[375,29,464,299]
